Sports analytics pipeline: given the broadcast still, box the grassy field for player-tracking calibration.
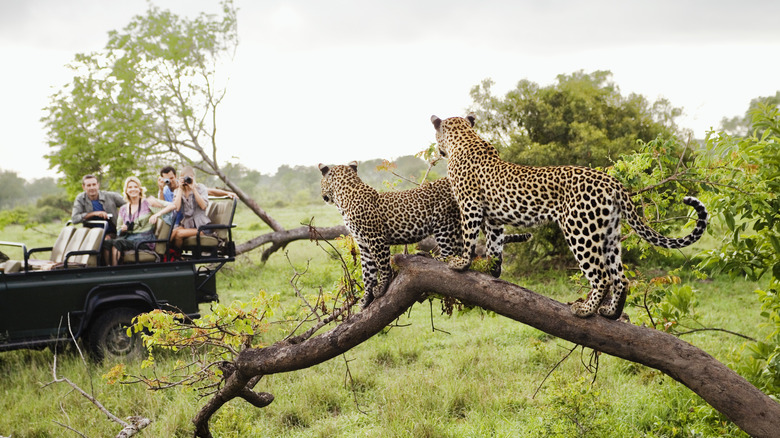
[0,204,770,437]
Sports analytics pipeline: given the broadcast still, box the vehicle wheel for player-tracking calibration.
[87,307,145,361]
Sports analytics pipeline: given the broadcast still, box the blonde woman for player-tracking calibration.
[107,176,174,266]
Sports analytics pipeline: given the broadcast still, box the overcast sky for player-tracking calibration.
[1,0,779,181]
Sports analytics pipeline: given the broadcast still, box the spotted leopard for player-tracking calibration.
[430,114,708,319]
[319,161,531,308]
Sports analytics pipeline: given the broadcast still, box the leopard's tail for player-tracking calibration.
[504,233,533,244]
[620,193,708,249]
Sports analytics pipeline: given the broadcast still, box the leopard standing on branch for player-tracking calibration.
[430,114,708,319]
[319,161,531,308]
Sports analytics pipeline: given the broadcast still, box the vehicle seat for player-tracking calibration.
[181,198,236,258]
[26,225,77,270]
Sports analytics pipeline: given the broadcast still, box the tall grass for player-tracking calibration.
[0,205,768,437]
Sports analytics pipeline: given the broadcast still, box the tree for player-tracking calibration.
[468,70,683,168]
[41,1,347,257]
[720,91,780,137]
[0,170,27,209]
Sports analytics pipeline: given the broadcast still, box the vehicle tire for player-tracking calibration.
[87,307,145,361]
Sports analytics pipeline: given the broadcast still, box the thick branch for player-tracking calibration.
[193,255,780,438]
[235,225,349,258]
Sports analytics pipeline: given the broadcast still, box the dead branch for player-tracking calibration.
[191,254,780,438]
[235,225,348,260]
[46,353,151,437]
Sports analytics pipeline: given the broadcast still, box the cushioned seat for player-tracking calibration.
[53,227,105,269]
[1,260,22,274]
[2,225,81,272]
[25,225,76,270]
[181,198,236,258]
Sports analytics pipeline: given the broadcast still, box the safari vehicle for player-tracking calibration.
[0,197,237,360]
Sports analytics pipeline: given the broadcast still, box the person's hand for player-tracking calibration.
[120,223,128,232]
[91,211,109,220]
[149,213,159,224]
[157,176,166,190]
[226,192,237,199]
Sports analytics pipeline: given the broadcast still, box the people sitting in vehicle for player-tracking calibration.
[71,174,126,239]
[169,167,213,255]
[106,176,174,266]
[157,165,236,227]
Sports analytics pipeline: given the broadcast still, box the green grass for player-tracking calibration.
[0,204,770,437]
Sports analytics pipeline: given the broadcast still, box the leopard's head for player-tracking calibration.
[319,161,359,205]
[430,113,476,159]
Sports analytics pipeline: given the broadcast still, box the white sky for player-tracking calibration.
[1,0,779,181]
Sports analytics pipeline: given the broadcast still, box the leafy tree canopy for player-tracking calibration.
[469,70,683,168]
[720,91,780,137]
[41,1,237,197]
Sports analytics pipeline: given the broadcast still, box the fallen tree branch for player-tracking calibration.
[235,225,348,260]
[192,254,780,438]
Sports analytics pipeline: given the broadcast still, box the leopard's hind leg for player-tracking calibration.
[448,199,482,272]
[560,211,612,318]
[483,220,505,278]
[598,213,629,319]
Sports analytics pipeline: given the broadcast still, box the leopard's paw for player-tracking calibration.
[597,303,619,319]
[569,301,596,318]
[447,256,471,271]
[359,292,374,310]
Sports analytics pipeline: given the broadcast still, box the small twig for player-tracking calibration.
[428,300,451,335]
[342,355,369,414]
[533,343,578,399]
[675,327,757,342]
[389,171,422,187]
[52,420,88,438]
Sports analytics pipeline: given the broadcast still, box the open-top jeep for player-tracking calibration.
[0,197,237,360]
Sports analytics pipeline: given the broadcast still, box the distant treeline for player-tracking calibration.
[0,155,445,212]
[199,155,446,208]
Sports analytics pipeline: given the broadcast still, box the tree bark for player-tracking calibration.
[235,225,348,260]
[193,254,780,438]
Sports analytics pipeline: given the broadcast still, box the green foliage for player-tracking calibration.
[533,377,613,438]
[720,91,780,137]
[469,70,682,168]
[627,273,702,333]
[697,103,780,283]
[695,105,779,397]
[41,1,238,196]
[0,208,31,230]
[123,290,281,393]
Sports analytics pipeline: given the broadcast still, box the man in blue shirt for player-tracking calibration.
[71,174,126,238]
[157,166,236,227]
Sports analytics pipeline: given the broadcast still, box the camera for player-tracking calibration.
[163,178,171,185]
[125,221,135,232]
[183,176,193,185]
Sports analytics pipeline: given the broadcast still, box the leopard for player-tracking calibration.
[430,114,708,319]
[319,161,531,308]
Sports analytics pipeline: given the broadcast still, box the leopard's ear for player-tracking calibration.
[431,115,442,131]
[348,161,358,172]
[466,113,476,127]
[318,163,330,176]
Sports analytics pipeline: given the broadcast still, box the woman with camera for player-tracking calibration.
[106,176,172,266]
[169,166,212,253]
